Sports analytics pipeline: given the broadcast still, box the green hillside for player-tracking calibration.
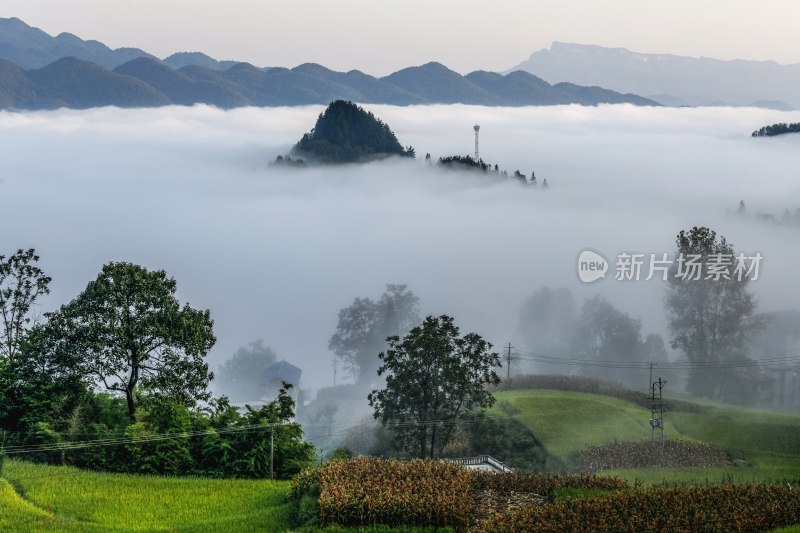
[493,389,800,485]
[293,100,414,163]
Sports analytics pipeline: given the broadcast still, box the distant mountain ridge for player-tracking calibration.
[508,42,800,109]
[0,17,157,70]
[0,17,660,109]
[0,56,660,110]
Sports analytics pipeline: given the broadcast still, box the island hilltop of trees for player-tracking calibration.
[276,100,548,186]
[752,122,800,137]
[282,100,415,164]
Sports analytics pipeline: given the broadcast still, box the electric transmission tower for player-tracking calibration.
[649,364,667,444]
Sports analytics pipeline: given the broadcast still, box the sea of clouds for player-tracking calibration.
[1,103,798,391]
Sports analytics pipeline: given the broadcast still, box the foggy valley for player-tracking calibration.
[3,2,800,530]
[1,103,798,396]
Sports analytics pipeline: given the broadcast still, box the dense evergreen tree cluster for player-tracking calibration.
[436,155,549,188]
[437,155,490,171]
[292,100,415,163]
[751,122,800,137]
[0,252,314,479]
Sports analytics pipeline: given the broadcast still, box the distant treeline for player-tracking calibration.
[752,122,800,137]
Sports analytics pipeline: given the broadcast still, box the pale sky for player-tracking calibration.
[1,0,798,75]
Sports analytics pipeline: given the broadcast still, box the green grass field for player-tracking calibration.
[2,389,799,530]
[0,460,293,532]
[493,389,800,485]
[0,460,450,532]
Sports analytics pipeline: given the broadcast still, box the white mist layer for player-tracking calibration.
[0,103,798,391]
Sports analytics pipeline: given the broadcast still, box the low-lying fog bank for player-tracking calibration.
[1,103,798,391]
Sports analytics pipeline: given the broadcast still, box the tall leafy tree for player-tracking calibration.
[0,249,51,360]
[329,284,419,384]
[215,340,277,402]
[0,324,88,433]
[368,315,501,458]
[665,226,764,399]
[43,262,216,418]
[516,287,577,371]
[571,295,644,381]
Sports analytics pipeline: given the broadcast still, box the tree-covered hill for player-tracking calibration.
[0,17,155,70]
[382,62,495,104]
[553,81,659,106]
[27,57,171,108]
[752,122,800,137]
[292,100,415,163]
[466,70,570,105]
[0,58,36,108]
[113,57,249,107]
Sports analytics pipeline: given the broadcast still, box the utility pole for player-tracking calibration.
[333,355,337,388]
[270,426,274,480]
[505,343,514,382]
[649,364,667,444]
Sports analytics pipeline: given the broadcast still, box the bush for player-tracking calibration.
[316,458,471,529]
[289,457,627,530]
[479,484,800,532]
[470,470,627,500]
[469,470,627,526]
[579,439,734,470]
[289,467,322,529]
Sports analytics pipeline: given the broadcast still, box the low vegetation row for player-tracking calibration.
[291,458,800,532]
[480,484,800,532]
[579,439,734,470]
[289,457,628,530]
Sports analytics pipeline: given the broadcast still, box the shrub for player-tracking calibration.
[470,470,627,500]
[579,439,734,470]
[317,458,471,529]
[290,457,627,530]
[479,484,800,532]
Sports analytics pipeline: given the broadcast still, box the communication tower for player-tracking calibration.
[473,124,480,161]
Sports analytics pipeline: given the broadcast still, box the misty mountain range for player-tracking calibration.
[0,17,658,110]
[509,42,800,110]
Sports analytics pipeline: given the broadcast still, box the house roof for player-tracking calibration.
[444,455,513,474]
[260,359,302,386]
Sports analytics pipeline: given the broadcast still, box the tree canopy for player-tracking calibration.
[752,122,800,137]
[329,284,420,384]
[368,315,501,458]
[215,340,277,402]
[437,155,490,171]
[0,249,51,361]
[665,226,764,400]
[292,100,415,163]
[41,262,216,417]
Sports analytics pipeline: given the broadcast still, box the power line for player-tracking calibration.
[0,422,294,456]
[511,348,800,370]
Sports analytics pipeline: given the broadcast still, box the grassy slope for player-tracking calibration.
[493,389,800,485]
[0,478,55,529]
[0,460,293,532]
[0,461,448,532]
